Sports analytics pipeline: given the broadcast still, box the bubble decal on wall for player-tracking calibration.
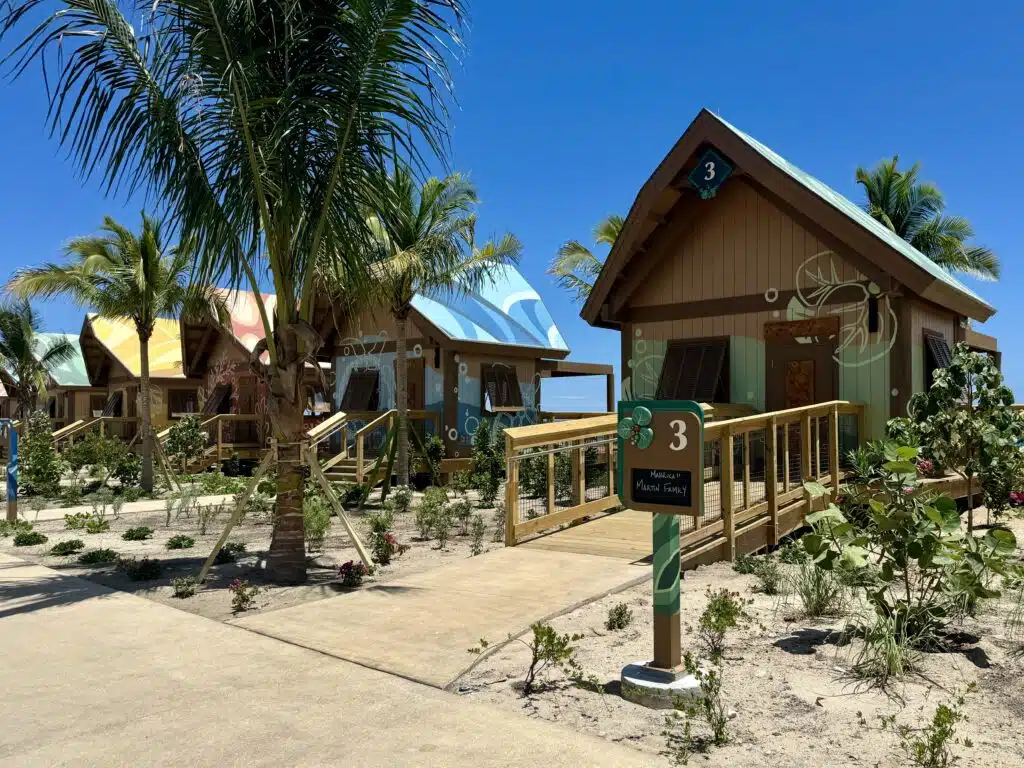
[458,362,468,375]
[891,388,899,397]
[764,287,779,303]
[412,344,423,358]
[447,428,458,441]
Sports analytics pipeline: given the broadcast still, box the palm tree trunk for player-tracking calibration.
[138,333,154,492]
[395,312,409,487]
[266,361,307,584]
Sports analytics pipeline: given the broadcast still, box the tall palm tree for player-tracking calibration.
[547,214,623,303]
[0,300,75,417]
[856,157,999,280]
[0,0,465,583]
[9,214,227,492]
[368,166,522,485]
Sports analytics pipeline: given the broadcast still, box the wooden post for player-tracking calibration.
[576,442,586,504]
[814,416,822,479]
[99,419,105,438]
[217,419,223,466]
[721,429,735,561]
[783,423,791,492]
[801,412,812,481]
[546,449,555,516]
[504,437,519,547]
[607,441,615,498]
[830,404,841,500]
[605,373,615,413]
[570,441,582,506]
[742,431,751,510]
[766,417,779,545]
[356,433,364,485]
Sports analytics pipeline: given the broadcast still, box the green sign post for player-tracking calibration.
[618,399,704,674]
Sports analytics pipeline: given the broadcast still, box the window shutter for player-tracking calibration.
[340,368,380,412]
[924,331,952,389]
[694,342,726,401]
[656,340,728,401]
[482,365,523,410]
[202,383,232,415]
[101,391,122,417]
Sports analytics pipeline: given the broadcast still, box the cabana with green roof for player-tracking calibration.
[580,108,998,440]
[36,332,108,428]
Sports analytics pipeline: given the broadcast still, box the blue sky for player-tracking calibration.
[1,1,1022,411]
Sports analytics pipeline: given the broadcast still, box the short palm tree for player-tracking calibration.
[368,166,522,485]
[8,214,227,491]
[547,214,623,303]
[1,0,465,583]
[0,299,75,417]
[856,157,999,280]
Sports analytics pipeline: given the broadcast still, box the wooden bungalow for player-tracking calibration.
[329,265,615,461]
[37,333,108,428]
[581,109,997,440]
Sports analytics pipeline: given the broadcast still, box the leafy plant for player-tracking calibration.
[339,560,369,588]
[112,451,142,489]
[0,518,33,537]
[119,556,162,581]
[850,610,921,687]
[78,548,118,565]
[432,505,453,549]
[880,685,974,768]
[122,526,154,541]
[171,576,198,598]
[732,552,758,575]
[64,512,90,530]
[682,651,730,747]
[59,484,83,508]
[14,530,48,546]
[303,493,331,551]
[122,487,143,503]
[228,579,260,612]
[450,471,472,496]
[166,534,195,550]
[470,419,504,508]
[448,496,473,536]
[750,555,784,596]
[390,485,413,515]
[492,501,506,543]
[415,435,445,486]
[214,541,246,564]
[777,539,808,565]
[605,602,633,631]
[20,409,63,497]
[469,513,486,556]
[49,539,85,556]
[520,622,585,695]
[802,444,1017,648]
[165,415,207,473]
[697,588,747,662]
[792,559,845,617]
[196,503,222,536]
[414,487,447,539]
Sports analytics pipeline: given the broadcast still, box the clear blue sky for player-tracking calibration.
[1,1,1022,411]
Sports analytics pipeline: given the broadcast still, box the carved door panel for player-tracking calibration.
[783,360,815,408]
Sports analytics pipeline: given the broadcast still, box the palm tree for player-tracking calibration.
[547,214,623,303]
[856,157,999,280]
[367,166,522,485]
[9,214,227,492]
[0,299,75,417]
[0,0,465,583]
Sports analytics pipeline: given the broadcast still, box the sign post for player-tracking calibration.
[1,420,18,523]
[617,400,703,704]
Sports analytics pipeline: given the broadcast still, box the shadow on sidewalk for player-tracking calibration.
[0,566,117,620]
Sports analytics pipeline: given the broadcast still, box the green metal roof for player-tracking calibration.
[35,332,91,387]
[714,113,995,313]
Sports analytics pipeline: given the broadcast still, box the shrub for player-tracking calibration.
[172,576,198,599]
[339,560,369,588]
[14,530,47,546]
[880,685,974,768]
[450,471,472,496]
[802,444,1017,649]
[166,534,195,550]
[792,559,844,617]
[367,507,406,566]
[448,496,473,536]
[751,556,784,596]
[228,578,260,612]
[165,415,207,472]
[196,503,222,536]
[520,622,584,695]
[303,493,331,551]
[20,410,63,497]
[119,556,162,581]
[341,483,370,510]
[414,487,447,539]
[776,539,807,565]
[470,514,486,556]
[64,512,90,530]
[697,588,747,662]
[732,552,758,575]
[390,485,413,515]
[214,541,246,564]
[0,519,33,537]
[416,434,445,486]
[491,501,506,543]
[85,516,110,534]
[196,472,244,496]
[122,526,154,541]
[605,602,633,631]
[683,651,730,747]
[122,487,143,503]
[470,419,504,508]
[49,539,85,556]
[432,505,453,549]
[59,484,83,508]
[78,548,118,565]
[113,451,142,489]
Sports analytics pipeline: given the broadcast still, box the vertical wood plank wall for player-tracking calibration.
[909,298,957,395]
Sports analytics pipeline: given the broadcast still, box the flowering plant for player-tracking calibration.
[339,560,369,588]
[228,579,260,613]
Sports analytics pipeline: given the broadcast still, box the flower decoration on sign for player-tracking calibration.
[618,406,654,449]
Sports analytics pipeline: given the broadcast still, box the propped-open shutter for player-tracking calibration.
[482,365,523,410]
[340,368,379,412]
[101,391,122,417]
[656,340,728,401]
[202,383,232,415]
[924,331,952,389]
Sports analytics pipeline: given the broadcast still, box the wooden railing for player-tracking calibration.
[53,417,141,452]
[307,410,350,471]
[346,409,443,484]
[504,401,866,559]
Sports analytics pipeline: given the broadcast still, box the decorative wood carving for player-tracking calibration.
[764,316,840,341]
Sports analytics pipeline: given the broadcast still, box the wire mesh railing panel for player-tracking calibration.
[701,437,723,528]
[583,438,612,502]
[838,413,859,470]
[745,429,767,508]
[816,416,831,477]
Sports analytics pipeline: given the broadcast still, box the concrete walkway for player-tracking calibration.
[0,552,649,767]
[234,546,649,688]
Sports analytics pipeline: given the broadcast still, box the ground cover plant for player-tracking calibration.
[166,534,195,550]
[48,539,85,556]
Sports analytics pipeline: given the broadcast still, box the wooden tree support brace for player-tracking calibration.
[303,445,373,569]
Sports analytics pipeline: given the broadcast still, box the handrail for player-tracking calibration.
[355,409,396,438]
[705,400,863,439]
[53,418,94,440]
[307,410,347,442]
[505,413,617,452]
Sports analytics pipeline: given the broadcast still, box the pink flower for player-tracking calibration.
[917,459,934,474]
[902,487,915,495]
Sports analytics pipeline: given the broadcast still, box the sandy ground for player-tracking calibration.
[1,488,504,622]
[456,515,1024,767]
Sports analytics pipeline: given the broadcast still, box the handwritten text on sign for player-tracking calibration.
[631,468,692,508]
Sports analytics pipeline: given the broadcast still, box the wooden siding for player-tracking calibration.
[909,298,956,397]
[627,180,865,309]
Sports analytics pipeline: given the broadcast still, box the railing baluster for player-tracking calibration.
[830,404,841,500]
[742,431,751,510]
[783,423,791,493]
[767,416,778,545]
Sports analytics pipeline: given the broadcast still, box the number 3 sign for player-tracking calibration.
[617,400,704,517]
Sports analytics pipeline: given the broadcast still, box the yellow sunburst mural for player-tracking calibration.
[88,315,185,378]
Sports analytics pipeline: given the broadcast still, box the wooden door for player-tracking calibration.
[393,358,425,410]
[766,342,836,412]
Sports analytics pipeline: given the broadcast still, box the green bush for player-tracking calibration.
[433,505,453,549]
[732,552,759,575]
[78,548,118,565]
[470,514,486,556]
[792,559,844,617]
[341,483,370,510]
[520,622,584,695]
[880,685,974,768]
[751,556,784,596]
[59,485,83,508]
[450,471,472,495]
[122,526,154,541]
[339,560,368,588]
[112,451,141,489]
[49,539,85,556]
[414,486,447,539]
[229,578,260,612]
[122,487,144,503]
[470,420,504,508]
[0,519,33,537]
[172,576,198,598]
[165,415,207,471]
[20,410,63,497]
[14,530,48,547]
[64,512,90,530]
[214,541,246,564]
[166,534,195,550]
[605,602,633,630]
[119,556,162,581]
[415,434,445,485]
[84,515,109,534]
[698,588,747,662]
[447,496,473,536]
[303,493,332,551]
[390,485,413,515]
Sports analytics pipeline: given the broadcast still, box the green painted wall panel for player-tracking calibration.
[838,343,890,440]
[729,336,765,411]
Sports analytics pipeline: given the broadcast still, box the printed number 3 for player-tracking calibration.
[669,419,687,451]
[704,161,716,181]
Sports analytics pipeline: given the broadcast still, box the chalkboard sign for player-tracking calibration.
[631,468,692,508]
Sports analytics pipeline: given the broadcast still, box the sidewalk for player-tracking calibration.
[0,552,652,767]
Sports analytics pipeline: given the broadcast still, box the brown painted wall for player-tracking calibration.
[909,298,957,396]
